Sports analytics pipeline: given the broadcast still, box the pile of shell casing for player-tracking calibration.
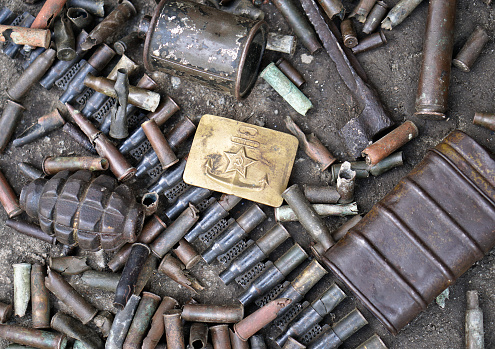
[0,0,493,348]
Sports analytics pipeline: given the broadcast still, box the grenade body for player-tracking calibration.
[20,170,144,251]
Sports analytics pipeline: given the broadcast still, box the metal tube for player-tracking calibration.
[80,270,120,292]
[414,0,456,119]
[61,122,96,154]
[210,325,232,349]
[142,120,178,170]
[6,219,56,244]
[362,1,388,34]
[31,0,67,29]
[283,338,306,349]
[0,25,51,48]
[466,290,484,349]
[92,311,114,338]
[332,214,363,241]
[31,265,50,329]
[148,158,187,194]
[50,312,104,349]
[3,13,35,58]
[142,296,179,349]
[276,58,305,87]
[303,185,340,204]
[362,121,418,166]
[106,295,141,349]
[453,26,489,72]
[54,15,76,61]
[266,33,297,55]
[114,32,141,55]
[67,0,104,17]
[349,0,376,22]
[110,68,130,139]
[172,239,201,269]
[341,19,358,48]
[0,100,24,153]
[123,292,162,349]
[19,163,44,180]
[336,162,356,204]
[0,325,67,349]
[67,8,93,30]
[45,269,97,324]
[351,31,387,54]
[0,169,22,218]
[13,263,31,317]
[473,112,495,132]
[332,309,368,342]
[275,203,358,221]
[182,304,244,323]
[157,254,204,293]
[0,302,12,323]
[381,0,423,30]
[230,329,249,349]
[13,109,65,148]
[42,156,108,175]
[188,323,208,349]
[163,309,185,349]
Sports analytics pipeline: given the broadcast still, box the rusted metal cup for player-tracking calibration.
[144,0,268,100]
[45,269,97,324]
[351,31,387,54]
[276,58,306,87]
[142,296,179,349]
[123,292,162,349]
[362,120,418,166]
[42,156,108,175]
[210,324,232,349]
[0,25,51,48]
[0,169,22,218]
[473,112,495,132]
[414,0,456,119]
[0,325,67,349]
[142,120,178,170]
[234,298,292,341]
[182,304,244,323]
[163,309,185,349]
[453,26,490,72]
[31,264,50,328]
[0,100,24,153]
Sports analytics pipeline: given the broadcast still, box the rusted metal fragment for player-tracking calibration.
[0,25,50,47]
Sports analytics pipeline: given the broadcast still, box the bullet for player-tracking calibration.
[184,194,241,243]
[106,294,141,349]
[123,292,161,349]
[148,158,187,194]
[84,74,161,112]
[142,119,178,170]
[250,335,267,349]
[94,311,114,338]
[54,14,76,61]
[238,244,308,305]
[67,0,105,17]
[261,64,312,116]
[172,239,201,269]
[108,215,167,272]
[135,117,196,178]
[3,13,35,59]
[351,31,387,54]
[59,44,116,104]
[210,325,231,349]
[151,205,199,258]
[182,304,244,323]
[80,270,121,292]
[219,223,291,284]
[230,329,249,349]
[13,109,65,147]
[362,1,388,34]
[0,25,51,48]
[0,325,67,349]
[13,263,31,317]
[82,55,140,119]
[202,204,266,264]
[118,97,180,155]
[307,309,368,349]
[51,312,104,349]
[40,30,90,90]
[275,284,346,347]
[284,116,335,170]
[31,265,50,328]
[6,219,56,244]
[276,58,305,88]
[114,32,141,55]
[188,323,208,349]
[302,185,340,204]
[48,256,90,275]
[362,121,418,166]
[355,335,387,349]
[61,122,96,154]
[381,0,423,30]
[473,112,495,132]
[453,26,490,72]
[466,290,484,349]
[341,19,358,48]
[42,156,109,175]
[415,0,456,119]
[66,104,136,181]
[266,32,297,55]
[282,184,334,250]
[81,1,136,51]
[67,8,93,30]
[336,162,356,204]
[45,269,97,324]
[115,243,151,309]
[142,296,179,349]
[234,298,292,341]
[163,309,185,349]
[7,48,56,102]
[157,254,204,293]
[349,0,376,22]
[271,0,321,53]
[0,100,24,153]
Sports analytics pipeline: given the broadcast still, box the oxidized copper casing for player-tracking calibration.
[322,130,495,334]
[184,115,298,207]
[144,0,268,100]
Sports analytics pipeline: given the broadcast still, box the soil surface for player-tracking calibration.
[0,0,493,348]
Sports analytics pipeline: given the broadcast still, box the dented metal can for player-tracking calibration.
[182,304,244,323]
[144,0,268,100]
[453,26,489,73]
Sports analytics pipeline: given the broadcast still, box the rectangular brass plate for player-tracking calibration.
[183,115,299,207]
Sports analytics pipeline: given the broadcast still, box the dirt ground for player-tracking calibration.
[0,0,493,348]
